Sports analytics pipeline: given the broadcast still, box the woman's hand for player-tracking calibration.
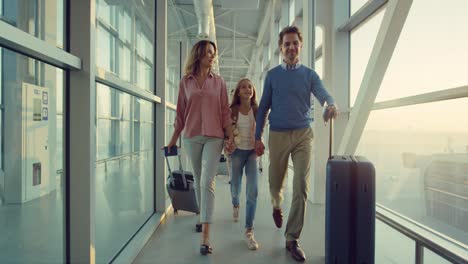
[162,138,178,154]
[224,138,236,154]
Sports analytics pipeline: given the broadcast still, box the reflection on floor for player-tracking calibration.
[0,190,64,264]
[133,172,327,264]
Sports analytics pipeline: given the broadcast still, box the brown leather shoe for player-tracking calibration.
[272,208,283,228]
[286,240,306,262]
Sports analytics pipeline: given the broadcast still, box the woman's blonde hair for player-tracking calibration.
[184,40,217,75]
[230,78,258,108]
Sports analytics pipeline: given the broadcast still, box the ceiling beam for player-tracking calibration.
[216,24,257,40]
[247,0,274,77]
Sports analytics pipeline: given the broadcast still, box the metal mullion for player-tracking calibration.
[165,102,176,111]
[97,116,119,121]
[372,85,468,111]
[95,68,161,103]
[0,20,81,70]
[338,0,388,32]
[415,241,424,264]
[97,18,118,36]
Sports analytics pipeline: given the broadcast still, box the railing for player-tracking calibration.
[376,205,467,264]
[56,148,154,175]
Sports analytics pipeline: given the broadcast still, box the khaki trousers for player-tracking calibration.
[268,127,313,241]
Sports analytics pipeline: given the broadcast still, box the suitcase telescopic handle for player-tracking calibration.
[164,147,188,189]
[328,119,333,159]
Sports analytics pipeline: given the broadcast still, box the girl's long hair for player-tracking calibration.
[184,40,217,75]
[230,78,258,108]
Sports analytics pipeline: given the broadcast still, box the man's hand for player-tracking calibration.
[323,104,338,122]
[255,140,265,156]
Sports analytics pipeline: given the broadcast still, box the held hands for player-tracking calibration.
[224,138,236,154]
[323,104,338,123]
[255,140,265,156]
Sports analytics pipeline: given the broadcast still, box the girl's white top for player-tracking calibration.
[236,109,255,150]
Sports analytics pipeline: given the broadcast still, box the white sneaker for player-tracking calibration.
[233,206,240,222]
[245,230,259,250]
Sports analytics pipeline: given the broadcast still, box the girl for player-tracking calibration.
[166,40,234,255]
[229,78,260,250]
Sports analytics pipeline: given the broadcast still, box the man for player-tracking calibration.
[255,26,337,262]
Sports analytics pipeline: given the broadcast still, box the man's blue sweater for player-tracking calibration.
[255,64,335,140]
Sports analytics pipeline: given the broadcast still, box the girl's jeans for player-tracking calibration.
[230,149,258,229]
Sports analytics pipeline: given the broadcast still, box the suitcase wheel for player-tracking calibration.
[174,209,178,215]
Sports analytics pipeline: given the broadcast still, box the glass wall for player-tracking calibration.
[165,2,192,176]
[0,49,65,263]
[356,99,468,244]
[0,0,65,261]
[95,84,154,263]
[352,1,468,248]
[95,0,155,262]
[375,220,415,263]
[374,0,468,102]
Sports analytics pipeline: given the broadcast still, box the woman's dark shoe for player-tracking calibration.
[200,244,212,255]
[195,224,202,233]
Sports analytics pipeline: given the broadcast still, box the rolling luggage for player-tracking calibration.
[325,120,376,264]
[164,146,199,214]
[217,154,229,176]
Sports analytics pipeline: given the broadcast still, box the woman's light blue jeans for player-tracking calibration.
[184,136,224,224]
[230,149,258,229]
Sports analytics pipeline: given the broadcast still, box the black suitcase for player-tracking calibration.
[164,146,199,214]
[325,121,376,264]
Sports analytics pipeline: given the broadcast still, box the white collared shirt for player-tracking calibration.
[281,60,302,70]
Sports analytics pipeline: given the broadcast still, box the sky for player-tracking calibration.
[350,0,468,133]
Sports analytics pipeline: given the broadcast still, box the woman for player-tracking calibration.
[166,40,234,255]
[229,78,260,250]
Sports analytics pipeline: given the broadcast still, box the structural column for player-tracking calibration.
[155,0,168,213]
[67,0,96,262]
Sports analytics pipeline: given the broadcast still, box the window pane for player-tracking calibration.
[315,26,323,49]
[376,0,468,102]
[315,57,323,78]
[96,26,113,72]
[356,98,468,245]
[0,49,64,262]
[96,0,154,92]
[424,248,451,264]
[376,220,415,263]
[167,3,186,103]
[351,0,370,15]
[119,45,131,82]
[0,0,65,48]
[350,9,385,106]
[95,83,154,263]
[165,108,176,200]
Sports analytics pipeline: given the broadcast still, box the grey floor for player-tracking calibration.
[133,170,328,264]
